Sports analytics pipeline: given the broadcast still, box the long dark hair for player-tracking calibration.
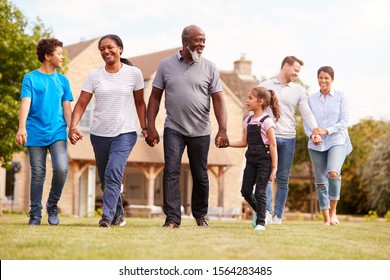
[98,34,131,65]
[251,87,281,122]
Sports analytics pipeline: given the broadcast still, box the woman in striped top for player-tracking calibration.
[69,34,147,228]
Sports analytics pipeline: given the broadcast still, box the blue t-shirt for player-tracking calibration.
[20,70,73,146]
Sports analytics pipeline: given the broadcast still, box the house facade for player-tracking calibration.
[1,39,259,219]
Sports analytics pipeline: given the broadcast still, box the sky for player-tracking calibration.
[10,0,390,125]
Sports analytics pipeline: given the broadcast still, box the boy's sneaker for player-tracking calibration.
[112,215,126,226]
[254,225,265,231]
[99,215,111,228]
[47,204,59,225]
[28,216,41,226]
[252,213,257,228]
[272,216,283,225]
[265,211,272,225]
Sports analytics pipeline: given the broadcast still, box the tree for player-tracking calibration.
[338,118,389,215]
[361,124,390,216]
[0,0,51,167]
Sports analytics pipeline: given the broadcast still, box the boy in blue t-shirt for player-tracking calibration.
[15,38,73,226]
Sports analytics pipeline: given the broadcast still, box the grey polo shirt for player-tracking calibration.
[152,51,222,137]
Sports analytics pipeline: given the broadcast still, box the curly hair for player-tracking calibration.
[36,38,63,62]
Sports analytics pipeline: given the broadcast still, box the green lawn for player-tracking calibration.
[1,213,389,260]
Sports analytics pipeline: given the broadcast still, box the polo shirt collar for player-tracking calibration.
[272,77,294,87]
[175,50,202,64]
[176,50,183,61]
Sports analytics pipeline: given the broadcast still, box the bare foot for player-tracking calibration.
[330,215,339,225]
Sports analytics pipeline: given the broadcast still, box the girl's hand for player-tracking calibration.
[270,168,277,182]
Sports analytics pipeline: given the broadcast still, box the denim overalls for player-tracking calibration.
[241,115,272,226]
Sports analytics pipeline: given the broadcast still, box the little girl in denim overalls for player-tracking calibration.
[229,87,281,231]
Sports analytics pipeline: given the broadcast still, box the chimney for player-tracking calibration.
[234,54,252,75]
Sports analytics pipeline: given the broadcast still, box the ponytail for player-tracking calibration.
[120,57,132,66]
[251,87,281,122]
[269,89,281,122]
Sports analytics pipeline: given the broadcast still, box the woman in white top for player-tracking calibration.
[304,66,352,225]
[69,34,147,227]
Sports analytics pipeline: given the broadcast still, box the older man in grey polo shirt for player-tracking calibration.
[146,25,229,228]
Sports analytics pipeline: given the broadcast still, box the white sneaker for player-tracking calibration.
[272,216,282,225]
[254,225,265,231]
[265,211,272,225]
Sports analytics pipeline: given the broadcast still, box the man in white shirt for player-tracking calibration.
[260,56,320,224]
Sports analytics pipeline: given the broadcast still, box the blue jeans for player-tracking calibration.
[308,144,348,210]
[266,137,296,218]
[163,127,210,225]
[28,140,68,218]
[90,132,137,221]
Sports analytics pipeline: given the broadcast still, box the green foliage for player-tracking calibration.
[0,0,52,167]
[294,118,310,164]
[361,126,390,215]
[286,180,313,213]
[338,119,389,215]
[95,207,103,217]
[384,211,390,222]
[364,210,378,221]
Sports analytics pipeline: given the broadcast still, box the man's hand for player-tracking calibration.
[311,133,322,146]
[215,131,229,148]
[145,128,159,147]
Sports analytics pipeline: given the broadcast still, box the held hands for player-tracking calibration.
[145,127,159,147]
[312,127,328,136]
[311,133,322,146]
[311,127,328,146]
[215,132,229,148]
[68,127,84,145]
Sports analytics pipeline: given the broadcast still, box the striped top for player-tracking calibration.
[81,64,144,137]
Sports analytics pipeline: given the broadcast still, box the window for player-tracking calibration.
[78,101,94,131]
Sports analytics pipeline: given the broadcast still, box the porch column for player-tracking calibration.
[71,162,89,216]
[137,164,164,206]
[208,166,227,207]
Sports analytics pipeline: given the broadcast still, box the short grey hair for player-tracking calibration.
[181,25,197,40]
